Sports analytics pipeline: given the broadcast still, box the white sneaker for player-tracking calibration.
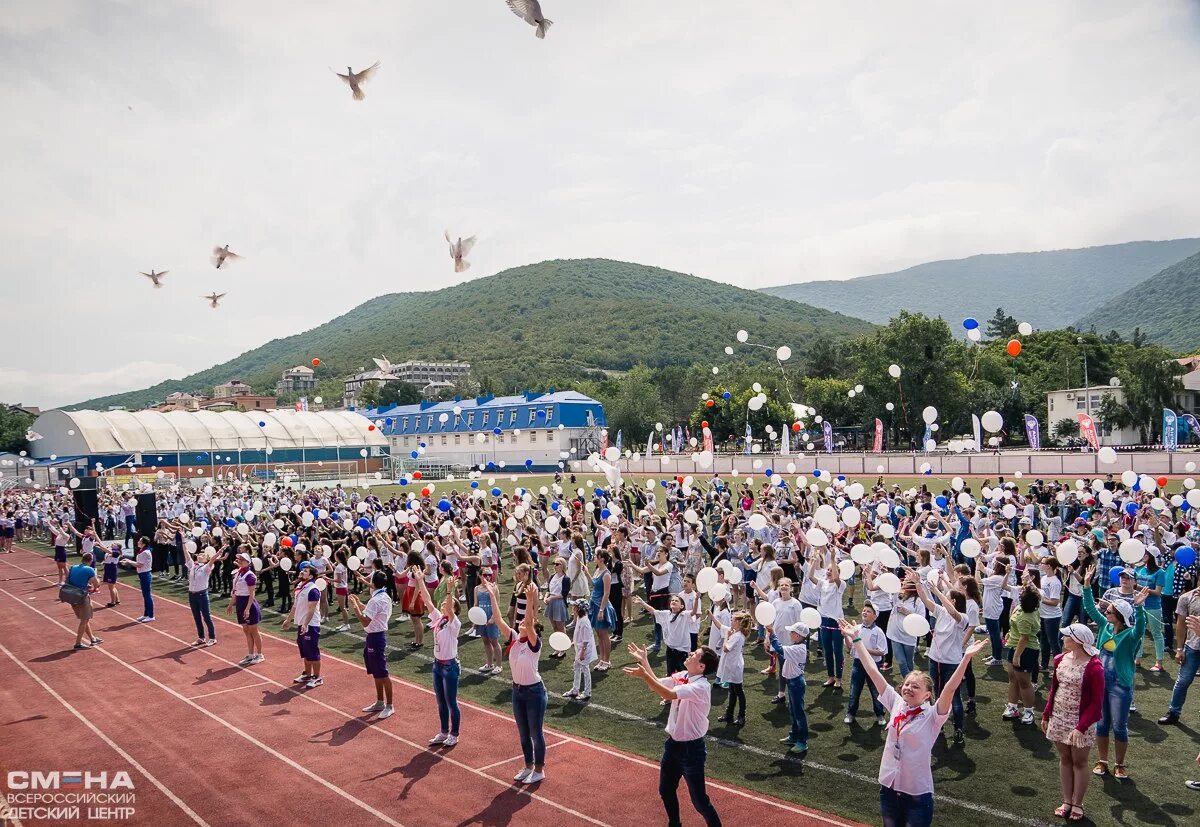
[479,665,493,673]
[877,716,888,727]
[305,677,324,689]
[514,767,532,782]
[238,654,255,666]
[140,617,155,623]
[844,715,853,724]
[398,613,410,622]
[135,616,147,622]
[378,705,394,720]
[443,734,458,746]
[205,639,217,647]
[430,733,448,745]
[251,654,265,664]
[1002,704,1018,720]
[336,623,350,632]
[1020,709,1034,725]
[490,666,503,675]
[362,701,385,713]
[293,673,312,684]
[526,770,544,783]
[563,689,579,698]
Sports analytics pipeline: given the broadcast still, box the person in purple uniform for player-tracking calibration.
[226,550,264,665]
[281,562,324,689]
[349,570,394,719]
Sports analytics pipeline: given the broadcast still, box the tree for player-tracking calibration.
[377,381,422,407]
[1052,418,1080,442]
[688,386,791,445]
[357,382,381,408]
[1117,345,1184,441]
[985,307,1019,340]
[653,364,709,427]
[603,367,665,446]
[1096,393,1132,433]
[805,339,845,379]
[0,405,34,454]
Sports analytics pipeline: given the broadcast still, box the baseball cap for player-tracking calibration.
[1060,623,1098,656]
[1119,567,1137,578]
[297,561,315,574]
[784,622,811,638]
[236,551,251,563]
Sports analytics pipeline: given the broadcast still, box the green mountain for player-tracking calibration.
[1074,251,1200,352]
[72,259,875,410]
[761,238,1200,330]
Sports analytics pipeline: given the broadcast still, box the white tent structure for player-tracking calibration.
[28,409,387,460]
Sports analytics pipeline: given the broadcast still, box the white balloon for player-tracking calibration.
[873,543,901,568]
[1118,538,1146,564]
[1018,322,1033,336]
[980,411,1003,433]
[1121,470,1138,487]
[805,527,829,547]
[902,613,931,638]
[754,602,777,626]
[960,538,981,558]
[708,583,730,602]
[544,516,561,534]
[468,606,489,626]
[1026,529,1045,547]
[776,345,792,361]
[279,557,293,571]
[841,507,861,528]
[696,567,719,593]
[1098,446,1117,464]
[838,559,856,580]
[726,567,744,585]
[736,329,749,343]
[747,513,768,531]
[888,364,901,379]
[252,557,263,572]
[1055,540,1079,566]
[875,572,902,594]
[1187,489,1200,509]
[548,632,572,653]
[922,406,938,425]
[814,504,840,532]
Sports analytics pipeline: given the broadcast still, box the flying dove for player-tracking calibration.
[506,0,553,39]
[203,292,227,309]
[334,62,380,101]
[140,269,168,288]
[211,245,241,269]
[444,231,477,273]
[372,355,395,374]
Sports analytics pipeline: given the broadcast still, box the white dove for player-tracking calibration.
[203,292,227,309]
[211,245,241,269]
[444,231,477,273]
[334,61,380,101]
[506,0,553,39]
[372,355,395,374]
[140,269,168,288]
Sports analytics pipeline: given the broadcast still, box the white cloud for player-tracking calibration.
[2,0,1200,409]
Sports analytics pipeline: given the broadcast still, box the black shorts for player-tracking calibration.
[1005,646,1039,673]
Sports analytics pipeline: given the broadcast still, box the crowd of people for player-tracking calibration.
[5,462,1200,826]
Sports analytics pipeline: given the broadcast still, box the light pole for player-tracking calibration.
[1077,336,1090,418]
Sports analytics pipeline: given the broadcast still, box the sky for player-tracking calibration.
[3,1,1200,409]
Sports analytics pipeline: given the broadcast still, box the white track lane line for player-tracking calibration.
[0,589,406,827]
[0,642,210,827]
[186,679,272,701]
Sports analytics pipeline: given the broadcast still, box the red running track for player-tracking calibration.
[0,545,862,827]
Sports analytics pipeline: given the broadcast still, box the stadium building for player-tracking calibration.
[25,409,389,485]
[368,390,606,471]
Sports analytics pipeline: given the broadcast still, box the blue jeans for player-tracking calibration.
[659,738,721,827]
[985,617,1003,661]
[1039,616,1062,671]
[929,659,963,731]
[124,515,137,547]
[188,591,214,639]
[1168,646,1200,716]
[1061,594,1082,627]
[785,675,809,747]
[138,572,154,618]
[881,785,933,827]
[892,642,915,677]
[848,660,885,717]
[433,659,461,736]
[1096,678,1131,742]
[511,682,547,766]
[820,617,843,679]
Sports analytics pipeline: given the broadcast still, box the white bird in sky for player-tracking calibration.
[506,0,553,39]
[372,355,395,374]
[211,245,242,269]
[203,292,227,309]
[334,61,381,101]
[444,231,477,273]
[140,269,168,288]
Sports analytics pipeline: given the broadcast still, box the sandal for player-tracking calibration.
[1068,806,1085,821]
[1054,804,1071,818]
[1113,764,1129,780]
[1092,761,1108,776]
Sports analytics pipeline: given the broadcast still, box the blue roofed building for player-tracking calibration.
[363,390,606,471]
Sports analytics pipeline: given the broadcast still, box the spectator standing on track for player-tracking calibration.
[120,493,136,549]
[281,561,324,688]
[348,570,394,719]
[100,541,122,608]
[484,579,548,785]
[186,546,217,647]
[413,572,463,745]
[65,551,101,650]
[134,536,154,623]
[228,550,264,666]
[623,642,723,827]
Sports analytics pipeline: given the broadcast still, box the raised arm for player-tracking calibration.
[483,580,513,640]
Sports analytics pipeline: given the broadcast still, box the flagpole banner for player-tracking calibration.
[1182,413,1200,441]
[1163,408,1178,452]
[873,418,883,453]
[646,431,654,457]
[1023,414,1041,451]
[703,426,714,454]
[781,424,790,456]
[616,429,623,454]
[674,426,683,454]
[744,422,753,455]
[600,429,608,454]
[1077,413,1100,452]
[923,424,932,453]
[971,414,982,452]
[822,421,833,454]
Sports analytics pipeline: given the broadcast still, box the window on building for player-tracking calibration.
[1075,399,1085,410]
[426,414,433,429]
[530,430,537,442]
[468,412,476,428]
[454,434,461,445]
[482,411,490,427]
[528,408,536,424]
[544,406,554,424]
[1048,399,1054,412]
[402,417,409,432]
[508,409,517,425]
[440,436,447,446]
[546,430,554,440]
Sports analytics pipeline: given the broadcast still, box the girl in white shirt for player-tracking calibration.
[815,556,847,688]
[714,612,750,726]
[913,572,971,744]
[484,580,548,785]
[887,584,925,678]
[1037,558,1064,674]
[706,594,731,683]
[840,619,986,827]
[564,601,596,701]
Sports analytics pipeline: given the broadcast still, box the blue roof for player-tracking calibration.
[363,391,605,437]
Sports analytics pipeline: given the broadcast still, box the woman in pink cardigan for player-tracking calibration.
[1041,623,1104,822]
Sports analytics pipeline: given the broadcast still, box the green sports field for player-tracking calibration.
[24,535,1198,827]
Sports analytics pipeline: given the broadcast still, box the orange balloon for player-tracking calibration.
[1006,339,1022,357]
[412,471,422,480]
[420,487,431,497]
[1157,476,1169,488]
[791,422,802,433]
[705,399,715,408]
[701,421,709,429]
[311,358,321,367]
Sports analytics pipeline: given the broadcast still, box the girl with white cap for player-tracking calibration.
[1041,623,1104,821]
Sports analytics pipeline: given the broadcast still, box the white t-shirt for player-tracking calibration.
[508,634,543,686]
[364,588,392,633]
[878,685,949,796]
[661,673,711,742]
[887,597,925,646]
[653,609,693,652]
[1040,576,1063,620]
[927,605,969,665]
[855,624,887,663]
[818,577,846,619]
[717,631,745,684]
[429,608,461,661]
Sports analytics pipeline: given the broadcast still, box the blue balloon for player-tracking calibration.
[660,480,668,487]
[225,518,236,528]
[259,421,266,427]
[1109,565,1125,588]
[536,410,546,418]
[895,506,908,517]
[399,478,408,486]
[935,495,948,509]
[331,511,339,520]
[837,475,846,482]
[764,468,773,477]
[385,418,393,426]
[1124,501,1138,516]
[357,517,371,530]
[722,391,732,400]
[551,501,560,511]
[595,488,606,498]
[410,451,419,459]
[1132,480,1141,492]
[487,462,496,470]
[1175,546,1197,567]
[963,317,979,330]
[525,459,534,467]
[470,480,479,489]
[437,499,451,512]
[419,442,427,448]
[1079,510,1090,521]
[491,487,502,497]
[600,509,611,520]
[493,427,502,435]
[289,534,298,546]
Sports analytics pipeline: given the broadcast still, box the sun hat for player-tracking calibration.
[1109,599,1134,627]
[1060,623,1098,656]
[784,622,811,638]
